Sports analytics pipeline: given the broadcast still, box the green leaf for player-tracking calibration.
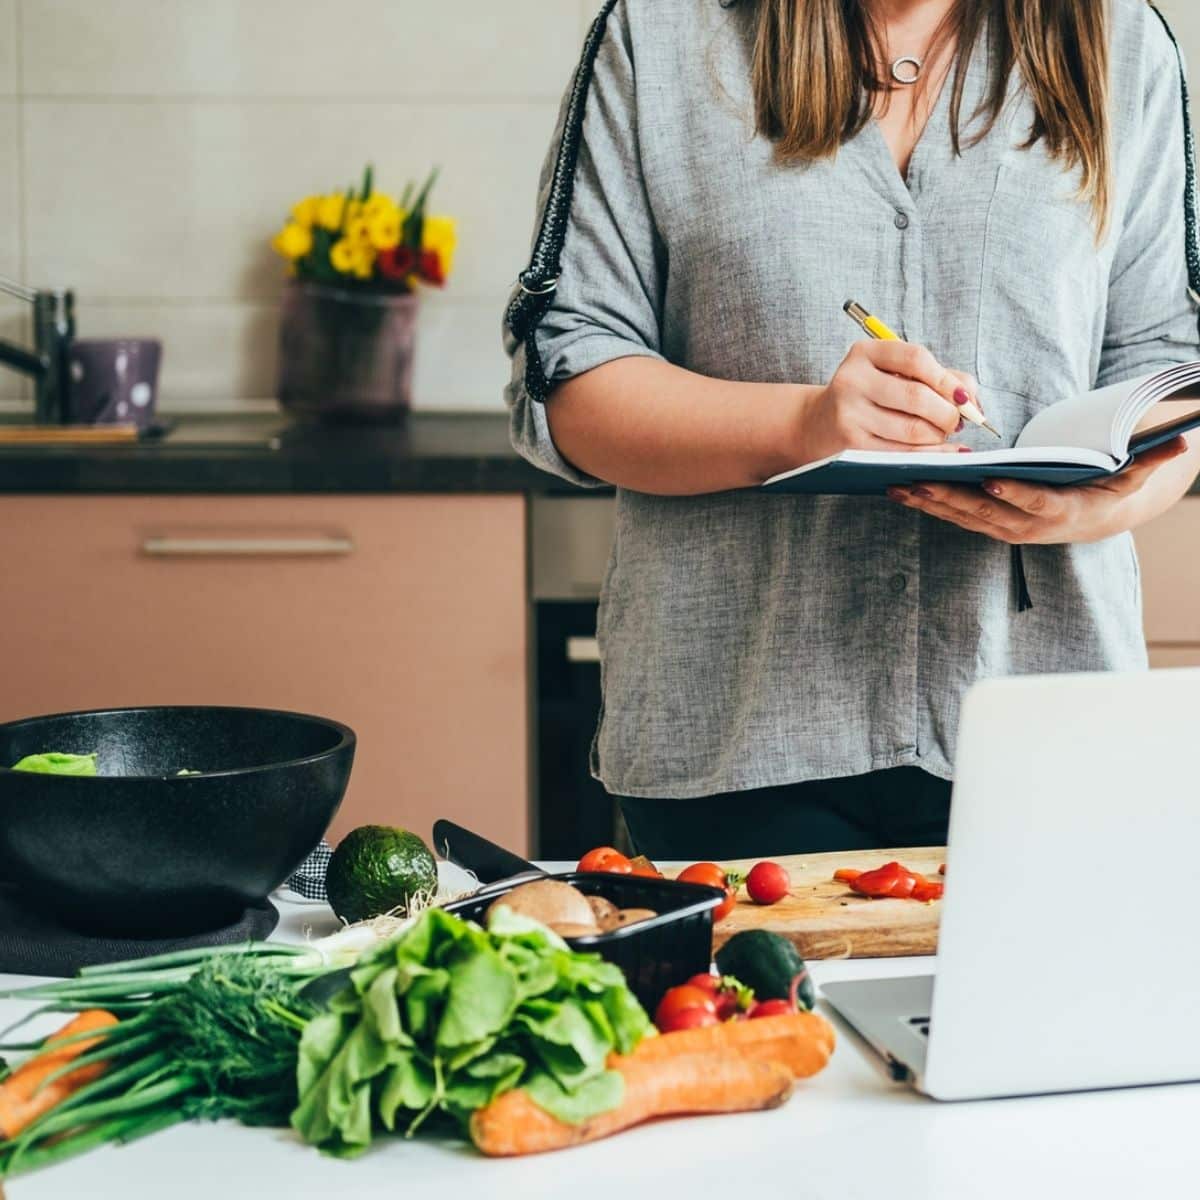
[442,1052,525,1122]
[435,944,518,1051]
[294,1011,350,1099]
[377,1052,435,1131]
[361,967,404,1044]
[522,1069,625,1126]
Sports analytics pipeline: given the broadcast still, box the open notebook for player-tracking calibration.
[763,363,1200,495]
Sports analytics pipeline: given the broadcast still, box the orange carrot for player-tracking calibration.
[470,1050,793,1157]
[833,868,862,884]
[624,1011,835,1079]
[0,1010,119,1140]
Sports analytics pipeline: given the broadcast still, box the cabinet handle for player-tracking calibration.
[141,536,355,558]
[566,636,600,664]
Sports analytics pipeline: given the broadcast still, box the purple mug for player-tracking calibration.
[67,338,162,429]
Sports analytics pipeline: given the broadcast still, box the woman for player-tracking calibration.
[505,0,1200,859]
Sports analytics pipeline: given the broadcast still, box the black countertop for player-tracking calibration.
[0,413,590,495]
[2,411,1195,497]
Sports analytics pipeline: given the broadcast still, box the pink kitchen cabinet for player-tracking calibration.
[0,494,529,852]
[1136,494,1200,666]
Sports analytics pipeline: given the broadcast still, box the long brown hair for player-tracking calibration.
[733,0,1111,232]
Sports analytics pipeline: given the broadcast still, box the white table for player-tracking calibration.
[4,894,1198,1199]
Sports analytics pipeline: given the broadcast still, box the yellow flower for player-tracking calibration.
[317,193,349,231]
[352,244,376,279]
[290,195,321,229]
[345,215,372,246]
[363,192,399,222]
[329,238,358,274]
[422,214,457,278]
[367,209,401,251]
[271,221,313,261]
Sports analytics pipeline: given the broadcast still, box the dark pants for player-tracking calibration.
[617,767,952,861]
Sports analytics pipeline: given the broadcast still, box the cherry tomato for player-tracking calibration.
[746,861,791,906]
[654,984,717,1031]
[657,1006,720,1034]
[749,998,795,1019]
[677,862,737,921]
[685,973,746,1019]
[577,847,633,875]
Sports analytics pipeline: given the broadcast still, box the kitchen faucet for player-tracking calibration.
[0,273,74,423]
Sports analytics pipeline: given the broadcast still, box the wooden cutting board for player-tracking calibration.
[672,846,946,960]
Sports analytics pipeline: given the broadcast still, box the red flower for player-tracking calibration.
[377,245,417,281]
[418,249,446,286]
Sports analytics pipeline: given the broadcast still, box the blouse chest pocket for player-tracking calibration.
[975,162,1110,408]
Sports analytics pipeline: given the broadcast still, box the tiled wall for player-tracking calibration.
[0,0,601,413]
[0,1,1198,416]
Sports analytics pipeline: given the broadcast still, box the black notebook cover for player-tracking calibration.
[762,409,1200,497]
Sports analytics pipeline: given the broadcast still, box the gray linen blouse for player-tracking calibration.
[505,0,1200,800]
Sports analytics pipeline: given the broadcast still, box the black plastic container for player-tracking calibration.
[443,871,723,1011]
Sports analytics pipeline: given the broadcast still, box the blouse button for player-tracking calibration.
[894,211,910,230]
[889,573,909,595]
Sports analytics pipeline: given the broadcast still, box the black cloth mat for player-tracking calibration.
[0,890,280,977]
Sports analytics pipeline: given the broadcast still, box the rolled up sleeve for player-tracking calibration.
[504,1,666,488]
[1097,16,1200,387]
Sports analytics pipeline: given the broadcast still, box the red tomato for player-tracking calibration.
[911,878,944,902]
[657,1006,720,1034]
[654,985,717,1031]
[677,862,737,921]
[577,847,633,875]
[746,861,791,906]
[686,973,746,1019]
[749,998,795,1019]
[849,861,917,899]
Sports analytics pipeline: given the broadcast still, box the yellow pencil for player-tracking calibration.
[843,299,1001,439]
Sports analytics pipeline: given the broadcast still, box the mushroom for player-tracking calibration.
[487,879,598,933]
[586,895,619,925]
[609,908,657,929]
[552,922,603,939]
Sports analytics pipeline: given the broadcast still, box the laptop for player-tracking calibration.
[821,668,1200,1101]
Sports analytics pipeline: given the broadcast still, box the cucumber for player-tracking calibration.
[714,929,816,1011]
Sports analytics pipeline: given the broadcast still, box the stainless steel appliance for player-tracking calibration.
[530,493,620,859]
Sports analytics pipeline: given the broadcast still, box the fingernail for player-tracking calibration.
[912,485,934,499]
[958,446,973,454]
[887,486,910,501]
[956,417,964,432]
[983,482,1003,497]
[953,388,971,407]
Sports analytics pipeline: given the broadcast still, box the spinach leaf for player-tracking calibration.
[290,906,653,1153]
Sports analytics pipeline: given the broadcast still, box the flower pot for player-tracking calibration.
[277,280,418,423]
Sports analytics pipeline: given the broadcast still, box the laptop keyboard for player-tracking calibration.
[908,1016,931,1038]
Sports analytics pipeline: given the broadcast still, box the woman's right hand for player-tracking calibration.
[795,340,978,464]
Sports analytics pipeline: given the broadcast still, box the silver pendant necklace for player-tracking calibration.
[890,56,924,85]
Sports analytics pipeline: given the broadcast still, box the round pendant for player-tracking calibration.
[890,56,923,85]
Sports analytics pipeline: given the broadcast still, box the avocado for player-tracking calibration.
[324,825,438,924]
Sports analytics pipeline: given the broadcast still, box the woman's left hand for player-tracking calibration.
[887,438,1190,544]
